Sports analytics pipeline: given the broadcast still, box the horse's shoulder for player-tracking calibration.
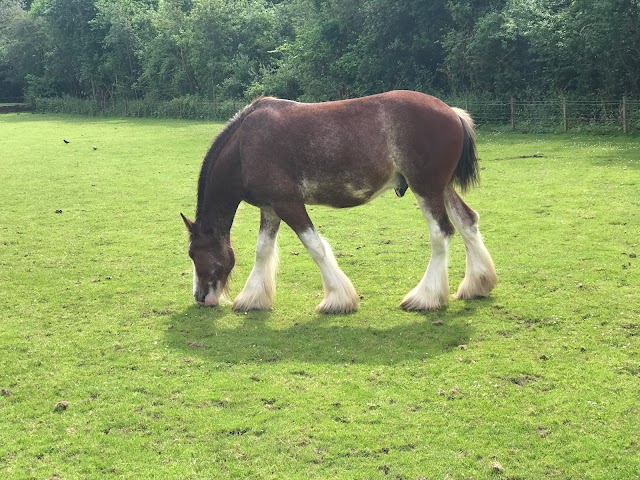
[250,96,278,107]
[243,98,298,128]
[250,96,296,111]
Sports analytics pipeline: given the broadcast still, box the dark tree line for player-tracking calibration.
[1,0,639,104]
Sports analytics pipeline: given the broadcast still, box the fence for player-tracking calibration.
[17,95,640,133]
[0,97,29,113]
[461,97,640,133]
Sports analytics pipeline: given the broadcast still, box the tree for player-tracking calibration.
[351,0,451,94]
[93,0,155,100]
[261,0,452,100]
[509,0,640,97]
[0,0,47,99]
[4,0,640,106]
[27,0,109,99]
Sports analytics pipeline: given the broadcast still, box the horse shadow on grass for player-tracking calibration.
[165,299,491,366]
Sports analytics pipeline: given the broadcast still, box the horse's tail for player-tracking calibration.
[451,107,479,193]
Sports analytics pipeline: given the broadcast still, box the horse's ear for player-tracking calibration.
[180,213,195,233]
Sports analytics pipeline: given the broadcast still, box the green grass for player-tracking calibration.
[1,113,639,479]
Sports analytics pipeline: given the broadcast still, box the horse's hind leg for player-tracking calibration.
[233,208,281,311]
[444,187,497,299]
[272,201,359,314]
[401,194,454,311]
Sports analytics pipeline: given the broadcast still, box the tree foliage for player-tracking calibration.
[1,0,638,103]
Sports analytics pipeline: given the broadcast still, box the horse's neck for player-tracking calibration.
[199,146,242,235]
[199,199,239,237]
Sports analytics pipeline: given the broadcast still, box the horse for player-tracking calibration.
[181,90,497,313]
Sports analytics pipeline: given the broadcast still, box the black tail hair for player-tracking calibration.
[451,108,479,193]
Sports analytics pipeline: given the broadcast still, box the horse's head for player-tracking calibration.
[181,213,235,307]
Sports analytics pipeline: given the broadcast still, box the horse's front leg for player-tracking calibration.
[233,208,281,312]
[273,202,359,314]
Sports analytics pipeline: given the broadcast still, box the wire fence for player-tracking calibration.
[0,97,29,113]
[0,97,23,104]
[5,95,640,134]
[460,97,640,134]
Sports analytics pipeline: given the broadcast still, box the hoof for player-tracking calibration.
[315,279,359,314]
[399,297,448,312]
[232,296,273,312]
[454,272,497,300]
[315,296,359,314]
[400,286,449,311]
[232,285,274,312]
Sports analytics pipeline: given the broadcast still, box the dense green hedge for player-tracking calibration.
[30,96,243,121]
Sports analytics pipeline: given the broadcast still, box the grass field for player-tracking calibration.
[1,112,639,479]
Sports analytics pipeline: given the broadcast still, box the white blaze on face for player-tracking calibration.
[204,282,219,307]
[192,262,198,297]
[192,261,220,307]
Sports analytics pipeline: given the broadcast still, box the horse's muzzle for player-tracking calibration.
[195,291,206,305]
[195,291,218,307]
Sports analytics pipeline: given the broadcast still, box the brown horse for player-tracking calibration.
[181,90,496,313]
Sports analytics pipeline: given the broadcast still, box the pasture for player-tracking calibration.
[1,113,638,479]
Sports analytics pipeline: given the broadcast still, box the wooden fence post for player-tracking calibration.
[622,95,628,134]
[510,97,516,131]
[562,97,568,132]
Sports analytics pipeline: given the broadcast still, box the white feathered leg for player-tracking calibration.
[401,199,451,311]
[233,209,280,311]
[445,187,497,299]
[298,229,359,314]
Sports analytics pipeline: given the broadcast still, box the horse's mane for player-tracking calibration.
[195,97,276,222]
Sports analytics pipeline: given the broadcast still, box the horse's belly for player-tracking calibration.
[300,173,400,208]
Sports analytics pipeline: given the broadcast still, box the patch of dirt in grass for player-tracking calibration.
[618,361,640,377]
[333,416,350,424]
[261,398,282,410]
[491,460,505,473]
[203,398,230,408]
[622,323,638,337]
[491,305,561,329]
[140,309,175,318]
[53,401,69,412]
[398,444,416,452]
[503,373,541,386]
[537,426,551,438]
[438,386,465,400]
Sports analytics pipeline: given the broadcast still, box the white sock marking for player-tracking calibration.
[401,206,451,310]
[444,194,497,298]
[233,228,279,311]
[298,229,359,313]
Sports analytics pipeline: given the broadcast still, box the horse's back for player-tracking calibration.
[237,91,465,207]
